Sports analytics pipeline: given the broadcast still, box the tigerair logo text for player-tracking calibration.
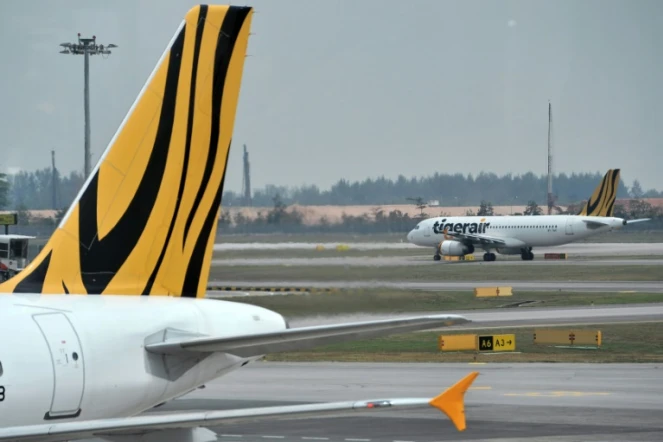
[433,218,490,235]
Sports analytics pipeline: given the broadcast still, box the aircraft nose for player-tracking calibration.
[406,230,414,242]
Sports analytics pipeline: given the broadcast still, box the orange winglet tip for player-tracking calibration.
[429,371,479,432]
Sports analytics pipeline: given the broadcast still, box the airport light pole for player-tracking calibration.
[511,196,518,215]
[59,34,117,178]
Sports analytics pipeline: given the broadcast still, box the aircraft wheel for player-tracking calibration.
[434,254,441,261]
[483,253,496,262]
[521,251,534,261]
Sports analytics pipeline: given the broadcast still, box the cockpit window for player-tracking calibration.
[414,225,420,230]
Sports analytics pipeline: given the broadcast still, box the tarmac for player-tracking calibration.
[155,362,663,441]
[280,303,663,329]
[212,256,663,267]
[192,241,663,440]
[214,242,663,256]
[208,280,663,293]
[211,242,663,267]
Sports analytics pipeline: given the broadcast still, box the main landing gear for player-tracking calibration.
[482,252,496,262]
[521,249,534,261]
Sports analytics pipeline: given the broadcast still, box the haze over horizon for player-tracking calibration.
[2,0,662,193]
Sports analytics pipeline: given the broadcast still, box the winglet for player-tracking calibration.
[429,371,479,432]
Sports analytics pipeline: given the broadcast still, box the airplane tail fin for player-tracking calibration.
[0,5,253,297]
[577,169,621,217]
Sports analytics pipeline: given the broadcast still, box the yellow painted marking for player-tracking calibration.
[468,362,486,365]
[438,334,477,351]
[469,386,492,390]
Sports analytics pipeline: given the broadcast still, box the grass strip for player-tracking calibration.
[227,289,663,318]
[263,322,663,363]
[209,264,663,282]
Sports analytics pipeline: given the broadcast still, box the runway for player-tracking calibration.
[214,242,663,256]
[209,280,663,293]
[284,303,663,328]
[154,362,663,441]
[212,256,663,267]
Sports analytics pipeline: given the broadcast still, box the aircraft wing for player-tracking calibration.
[442,229,507,246]
[146,314,469,357]
[0,372,479,442]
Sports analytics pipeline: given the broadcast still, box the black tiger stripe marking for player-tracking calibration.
[12,251,53,294]
[143,6,208,295]
[182,140,232,297]
[183,6,250,244]
[584,174,609,216]
[180,7,250,296]
[77,28,186,295]
[579,169,620,217]
[602,169,620,216]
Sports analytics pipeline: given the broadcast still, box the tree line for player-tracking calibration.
[4,191,662,238]
[224,172,658,207]
[2,169,84,211]
[1,167,661,212]
[215,195,663,235]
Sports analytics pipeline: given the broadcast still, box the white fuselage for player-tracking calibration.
[406,215,626,253]
[0,295,287,427]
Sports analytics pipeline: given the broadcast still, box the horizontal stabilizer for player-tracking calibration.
[0,372,479,441]
[625,218,651,225]
[146,314,469,357]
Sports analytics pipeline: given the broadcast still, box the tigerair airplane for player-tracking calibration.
[0,5,478,441]
[407,169,650,262]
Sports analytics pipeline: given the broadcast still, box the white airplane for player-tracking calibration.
[0,5,477,441]
[407,169,650,262]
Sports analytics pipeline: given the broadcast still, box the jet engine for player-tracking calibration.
[440,240,474,256]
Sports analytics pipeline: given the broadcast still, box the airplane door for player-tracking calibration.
[423,224,431,237]
[565,217,574,235]
[33,313,85,419]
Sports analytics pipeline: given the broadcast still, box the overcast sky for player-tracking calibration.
[1,0,662,193]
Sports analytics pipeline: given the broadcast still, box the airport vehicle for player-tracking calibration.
[0,234,33,281]
[407,169,650,261]
[0,5,475,441]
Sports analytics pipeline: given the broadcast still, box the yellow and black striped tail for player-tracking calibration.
[0,5,253,297]
[577,169,621,217]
